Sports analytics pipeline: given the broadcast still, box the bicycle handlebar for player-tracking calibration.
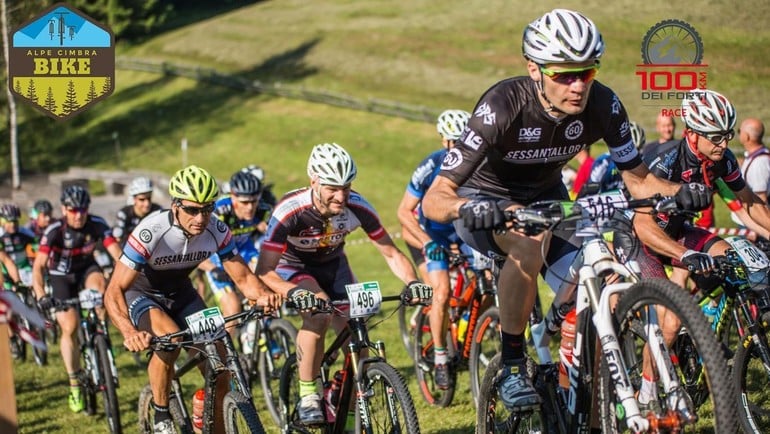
[148,305,265,351]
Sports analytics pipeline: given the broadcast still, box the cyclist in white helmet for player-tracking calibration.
[257,143,432,424]
[113,177,163,247]
[398,109,491,390]
[422,9,711,411]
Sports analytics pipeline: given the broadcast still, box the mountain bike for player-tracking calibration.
[54,289,121,433]
[137,305,267,434]
[8,284,48,366]
[239,303,298,425]
[279,282,423,434]
[412,250,496,407]
[477,192,738,433]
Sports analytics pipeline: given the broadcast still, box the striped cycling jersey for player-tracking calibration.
[39,215,117,275]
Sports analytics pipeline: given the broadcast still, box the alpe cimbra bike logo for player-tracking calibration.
[8,2,115,121]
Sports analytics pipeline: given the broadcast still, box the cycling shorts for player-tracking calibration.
[125,286,207,330]
[406,243,425,268]
[49,264,104,301]
[275,255,355,301]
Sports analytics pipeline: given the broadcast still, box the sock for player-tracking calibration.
[500,331,526,363]
[152,401,171,423]
[299,379,318,398]
[68,371,81,389]
[638,375,658,404]
[434,347,448,365]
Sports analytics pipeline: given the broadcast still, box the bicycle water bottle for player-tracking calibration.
[457,311,470,343]
[240,321,257,355]
[192,388,205,430]
[558,308,577,389]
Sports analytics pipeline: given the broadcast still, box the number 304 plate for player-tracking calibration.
[345,281,383,318]
[185,307,226,343]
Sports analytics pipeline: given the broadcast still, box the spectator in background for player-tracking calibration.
[732,118,769,226]
[643,113,677,157]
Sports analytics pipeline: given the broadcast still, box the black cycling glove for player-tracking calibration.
[37,295,54,311]
[680,249,715,274]
[287,288,321,312]
[402,281,433,304]
[459,200,504,231]
[674,183,711,211]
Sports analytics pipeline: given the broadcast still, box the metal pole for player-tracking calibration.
[181,137,188,167]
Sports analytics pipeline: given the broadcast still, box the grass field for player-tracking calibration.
[6,0,770,432]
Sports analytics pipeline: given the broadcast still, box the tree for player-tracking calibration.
[85,80,98,103]
[102,76,112,95]
[13,79,20,94]
[25,79,38,104]
[43,87,57,112]
[61,80,80,116]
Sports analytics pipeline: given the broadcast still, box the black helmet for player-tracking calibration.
[60,185,91,208]
[0,203,21,221]
[33,199,54,215]
[229,171,262,197]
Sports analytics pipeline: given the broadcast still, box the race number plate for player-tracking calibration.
[18,267,33,286]
[78,288,103,309]
[345,281,383,318]
[575,190,628,220]
[185,307,226,343]
[725,236,770,271]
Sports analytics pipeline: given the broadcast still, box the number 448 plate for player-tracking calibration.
[345,281,383,318]
[185,307,226,343]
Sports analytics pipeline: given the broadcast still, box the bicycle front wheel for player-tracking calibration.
[363,361,420,433]
[95,334,121,433]
[469,306,500,406]
[137,384,193,434]
[733,321,770,434]
[223,390,266,434]
[259,318,298,425]
[611,278,739,433]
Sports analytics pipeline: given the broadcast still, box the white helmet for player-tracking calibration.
[242,164,265,182]
[307,143,357,185]
[436,109,471,141]
[128,177,153,196]
[681,89,736,133]
[523,9,604,64]
[629,121,646,150]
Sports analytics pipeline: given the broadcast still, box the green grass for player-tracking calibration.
[7,0,770,431]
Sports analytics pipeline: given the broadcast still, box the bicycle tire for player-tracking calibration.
[469,306,500,406]
[22,289,48,366]
[82,346,98,416]
[364,361,421,433]
[137,384,193,434]
[413,307,456,407]
[476,353,548,434]
[95,334,122,433]
[611,278,740,433]
[223,390,266,434]
[398,303,420,359]
[259,318,298,426]
[733,322,770,434]
[278,354,329,434]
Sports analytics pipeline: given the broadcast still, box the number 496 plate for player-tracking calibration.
[345,281,382,318]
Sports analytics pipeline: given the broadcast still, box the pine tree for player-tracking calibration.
[14,80,21,94]
[102,76,112,95]
[86,80,98,103]
[26,79,38,104]
[61,80,80,115]
[44,87,57,113]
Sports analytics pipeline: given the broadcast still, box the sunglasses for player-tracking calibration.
[695,129,735,145]
[178,202,215,216]
[66,207,88,214]
[539,64,600,85]
[1,218,18,224]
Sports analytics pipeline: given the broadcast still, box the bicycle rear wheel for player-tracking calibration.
[137,384,193,434]
[610,278,739,433]
[476,353,547,434]
[95,334,121,433]
[398,303,422,359]
[259,318,298,425]
[733,322,770,434]
[469,306,500,406]
[223,390,266,434]
[413,307,456,407]
[363,361,420,433]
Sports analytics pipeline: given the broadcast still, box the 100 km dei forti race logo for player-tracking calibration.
[8,2,114,120]
[637,19,707,117]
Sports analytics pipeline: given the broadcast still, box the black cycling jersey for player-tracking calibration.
[644,138,745,236]
[39,215,117,275]
[113,203,163,246]
[438,77,640,201]
[0,229,35,267]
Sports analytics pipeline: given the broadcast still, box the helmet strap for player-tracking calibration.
[535,76,566,117]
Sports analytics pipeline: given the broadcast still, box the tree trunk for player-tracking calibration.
[1,0,20,189]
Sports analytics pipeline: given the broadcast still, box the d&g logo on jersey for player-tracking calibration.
[440,148,463,170]
[564,120,584,140]
[8,3,115,120]
[518,127,542,143]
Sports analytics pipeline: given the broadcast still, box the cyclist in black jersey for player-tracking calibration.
[422,8,712,411]
[614,90,770,408]
[104,165,281,434]
[25,199,54,245]
[0,204,32,289]
[257,143,431,425]
[32,185,122,413]
[112,176,163,247]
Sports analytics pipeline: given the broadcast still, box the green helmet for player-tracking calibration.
[168,165,219,203]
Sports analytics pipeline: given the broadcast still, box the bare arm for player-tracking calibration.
[396,191,431,249]
[106,242,122,263]
[0,251,20,285]
[633,213,688,261]
[620,162,682,199]
[222,255,281,310]
[371,234,419,285]
[736,187,770,233]
[256,248,296,297]
[422,176,467,224]
[32,251,49,300]
[104,260,140,338]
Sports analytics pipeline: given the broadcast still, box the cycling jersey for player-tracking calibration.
[644,138,745,236]
[438,77,640,201]
[120,210,236,295]
[38,215,117,276]
[213,196,270,261]
[262,188,386,265]
[112,203,163,245]
[587,152,622,194]
[0,228,35,285]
